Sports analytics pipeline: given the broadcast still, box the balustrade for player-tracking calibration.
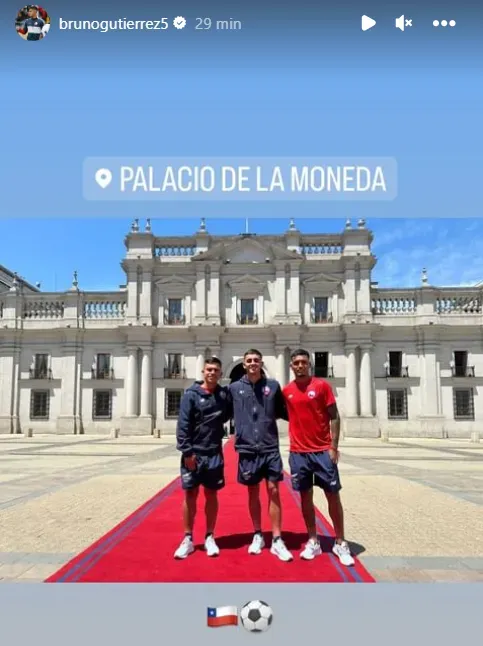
[372,293,417,315]
[155,245,196,257]
[23,298,64,319]
[83,299,126,319]
[300,237,343,255]
[371,288,482,317]
[435,293,481,315]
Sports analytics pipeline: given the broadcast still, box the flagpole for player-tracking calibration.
[245,218,249,234]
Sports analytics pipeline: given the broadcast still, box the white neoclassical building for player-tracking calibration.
[0,218,482,439]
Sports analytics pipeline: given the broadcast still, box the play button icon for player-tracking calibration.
[361,15,376,31]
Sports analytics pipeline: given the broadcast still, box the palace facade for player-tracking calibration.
[0,218,481,439]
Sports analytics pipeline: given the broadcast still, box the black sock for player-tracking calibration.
[185,532,192,540]
[205,532,213,539]
[254,530,262,537]
[273,536,281,542]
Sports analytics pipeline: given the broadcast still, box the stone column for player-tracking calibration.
[140,271,152,324]
[360,344,373,416]
[195,269,206,320]
[257,294,264,324]
[0,344,15,434]
[57,343,79,433]
[344,268,357,315]
[420,343,440,416]
[125,347,138,416]
[357,268,372,315]
[276,347,286,386]
[274,267,286,316]
[345,345,358,416]
[207,266,220,319]
[140,348,152,417]
[125,270,137,319]
[75,356,82,433]
[288,268,300,315]
[11,347,21,434]
[195,349,205,379]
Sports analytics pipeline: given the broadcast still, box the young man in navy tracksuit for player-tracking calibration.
[228,348,293,561]
[174,356,231,559]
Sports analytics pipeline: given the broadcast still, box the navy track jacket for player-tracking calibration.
[176,382,231,457]
[227,375,288,454]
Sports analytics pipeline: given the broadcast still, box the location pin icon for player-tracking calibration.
[95,168,112,189]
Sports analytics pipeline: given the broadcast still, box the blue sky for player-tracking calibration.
[2,217,482,292]
[2,2,482,291]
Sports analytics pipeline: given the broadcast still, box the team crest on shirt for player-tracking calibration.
[307,390,316,398]
[264,386,271,395]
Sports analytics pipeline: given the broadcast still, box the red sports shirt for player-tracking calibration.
[283,377,336,452]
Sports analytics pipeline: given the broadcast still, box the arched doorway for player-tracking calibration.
[229,362,246,383]
[228,362,267,383]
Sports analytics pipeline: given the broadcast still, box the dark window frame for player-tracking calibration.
[314,351,329,378]
[30,389,50,420]
[93,389,113,420]
[312,297,329,322]
[168,298,183,320]
[165,389,183,418]
[453,351,468,377]
[34,353,49,379]
[453,387,474,420]
[387,388,408,420]
[95,353,112,379]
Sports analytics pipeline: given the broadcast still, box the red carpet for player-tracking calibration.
[46,440,374,583]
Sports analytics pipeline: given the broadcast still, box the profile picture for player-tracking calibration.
[15,5,51,41]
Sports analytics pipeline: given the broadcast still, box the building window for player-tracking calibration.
[388,351,402,377]
[30,390,49,420]
[94,353,112,379]
[238,298,257,324]
[93,390,112,420]
[165,353,184,378]
[453,388,474,420]
[387,389,408,420]
[314,352,329,378]
[30,353,50,379]
[311,297,329,323]
[385,351,408,378]
[165,389,183,418]
[451,351,474,377]
[165,298,184,324]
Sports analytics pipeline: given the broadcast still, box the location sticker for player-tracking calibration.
[95,168,112,189]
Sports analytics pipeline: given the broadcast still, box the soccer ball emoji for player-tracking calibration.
[240,600,273,632]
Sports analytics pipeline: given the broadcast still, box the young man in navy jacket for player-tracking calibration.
[227,349,293,561]
[174,356,231,559]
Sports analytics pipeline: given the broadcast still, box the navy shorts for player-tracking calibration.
[180,453,225,491]
[237,451,284,486]
[289,451,342,493]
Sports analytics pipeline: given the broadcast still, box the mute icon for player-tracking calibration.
[395,15,413,31]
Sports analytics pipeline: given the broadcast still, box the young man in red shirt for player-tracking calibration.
[283,348,354,566]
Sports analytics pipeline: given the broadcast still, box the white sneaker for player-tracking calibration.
[270,538,294,562]
[332,541,355,566]
[204,535,220,557]
[248,533,265,554]
[300,538,322,560]
[174,536,194,559]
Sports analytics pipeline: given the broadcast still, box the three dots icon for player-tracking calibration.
[433,19,456,27]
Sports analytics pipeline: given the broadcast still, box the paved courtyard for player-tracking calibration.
[0,432,482,583]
